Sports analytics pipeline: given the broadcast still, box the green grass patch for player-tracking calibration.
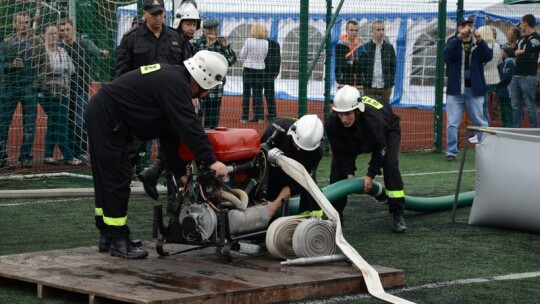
[1,150,538,303]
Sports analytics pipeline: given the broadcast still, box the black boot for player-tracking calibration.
[109,236,148,259]
[137,158,164,200]
[98,235,142,252]
[393,212,407,233]
[165,172,178,217]
[98,234,111,252]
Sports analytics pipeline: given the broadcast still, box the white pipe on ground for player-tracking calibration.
[0,186,167,199]
[267,148,415,304]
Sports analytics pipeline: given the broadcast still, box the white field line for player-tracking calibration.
[402,169,475,177]
[297,271,540,303]
[0,197,88,207]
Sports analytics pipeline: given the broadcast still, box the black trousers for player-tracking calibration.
[329,130,405,222]
[241,67,265,121]
[263,76,277,120]
[86,91,134,238]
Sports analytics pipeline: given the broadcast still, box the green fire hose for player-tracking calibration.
[283,177,473,215]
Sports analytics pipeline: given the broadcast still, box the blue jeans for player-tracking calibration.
[40,95,73,160]
[510,75,538,128]
[445,88,488,156]
[0,85,38,161]
[68,90,88,158]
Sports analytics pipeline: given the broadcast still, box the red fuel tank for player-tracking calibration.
[179,127,261,162]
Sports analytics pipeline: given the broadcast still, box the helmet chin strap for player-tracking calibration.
[189,78,209,99]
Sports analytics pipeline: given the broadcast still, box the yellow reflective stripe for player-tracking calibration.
[361,96,384,109]
[95,208,103,216]
[310,210,324,218]
[103,215,128,226]
[140,63,161,74]
[299,210,324,218]
[385,189,405,198]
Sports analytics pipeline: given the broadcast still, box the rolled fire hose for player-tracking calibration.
[292,218,336,258]
[220,188,248,210]
[266,215,308,259]
[267,148,414,304]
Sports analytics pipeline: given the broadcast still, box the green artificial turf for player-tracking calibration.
[1,150,538,304]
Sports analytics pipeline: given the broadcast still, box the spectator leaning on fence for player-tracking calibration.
[191,19,237,129]
[508,14,540,128]
[443,16,492,162]
[1,12,39,168]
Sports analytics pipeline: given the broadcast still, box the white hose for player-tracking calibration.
[227,205,271,236]
[220,188,248,210]
[292,218,336,258]
[274,153,415,304]
[266,215,308,259]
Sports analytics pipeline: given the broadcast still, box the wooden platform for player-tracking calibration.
[0,242,405,304]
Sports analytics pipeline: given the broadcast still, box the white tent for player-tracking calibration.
[116,0,504,108]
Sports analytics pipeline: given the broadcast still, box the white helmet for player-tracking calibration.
[184,50,228,90]
[287,114,324,151]
[172,3,201,30]
[333,85,365,112]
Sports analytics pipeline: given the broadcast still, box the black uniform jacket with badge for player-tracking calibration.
[261,118,323,199]
[99,63,217,171]
[325,96,401,179]
[114,23,187,78]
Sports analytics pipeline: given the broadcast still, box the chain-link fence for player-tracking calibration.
[0,0,537,183]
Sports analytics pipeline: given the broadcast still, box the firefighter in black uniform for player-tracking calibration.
[325,85,406,233]
[115,0,192,217]
[260,115,324,217]
[135,1,201,205]
[86,51,230,259]
[114,0,188,78]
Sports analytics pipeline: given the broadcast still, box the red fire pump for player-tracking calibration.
[153,126,288,258]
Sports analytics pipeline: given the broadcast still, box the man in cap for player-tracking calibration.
[86,51,230,259]
[115,0,188,78]
[191,18,237,129]
[325,85,406,233]
[444,16,491,162]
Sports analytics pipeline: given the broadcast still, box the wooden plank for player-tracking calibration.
[0,242,405,304]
